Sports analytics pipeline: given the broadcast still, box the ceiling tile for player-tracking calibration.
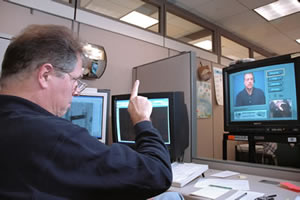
[188,0,249,22]
[219,10,266,33]
[271,13,300,39]
[261,35,300,54]
[237,0,276,9]
[168,0,211,8]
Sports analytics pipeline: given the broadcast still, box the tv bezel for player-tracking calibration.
[223,53,300,135]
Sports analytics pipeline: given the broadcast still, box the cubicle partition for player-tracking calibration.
[132,51,197,162]
[0,36,11,74]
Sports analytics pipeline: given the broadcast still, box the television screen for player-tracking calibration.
[223,53,300,134]
[111,92,189,162]
[62,88,110,143]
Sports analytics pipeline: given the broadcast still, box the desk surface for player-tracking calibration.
[170,168,299,200]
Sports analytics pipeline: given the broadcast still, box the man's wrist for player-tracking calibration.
[132,117,151,126]
[134,120,153,134]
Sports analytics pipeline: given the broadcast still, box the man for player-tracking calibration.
[236,72,265,106]
[0,25,172,199]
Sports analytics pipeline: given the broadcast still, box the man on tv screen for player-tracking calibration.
[236,72,265,106]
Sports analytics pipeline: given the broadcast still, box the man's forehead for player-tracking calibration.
[244,73,253,78]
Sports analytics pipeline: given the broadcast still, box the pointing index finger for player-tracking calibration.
[130,80,139,100]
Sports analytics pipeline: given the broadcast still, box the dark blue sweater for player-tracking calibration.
[236,87,265,106]
[0,95,172,200]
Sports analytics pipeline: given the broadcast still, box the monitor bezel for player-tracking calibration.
[223,53,300,134]
[71,88,110,143]
[111,92,176,148]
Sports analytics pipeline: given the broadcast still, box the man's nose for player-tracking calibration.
[72,88,80,96]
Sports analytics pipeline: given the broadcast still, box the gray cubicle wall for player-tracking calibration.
[132,51,197,162]
[0,36,11,75]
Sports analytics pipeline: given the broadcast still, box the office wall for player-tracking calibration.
[0,1,73,35]
[196,58,213,159]
[195,60,236,160]
[77,23,169,95]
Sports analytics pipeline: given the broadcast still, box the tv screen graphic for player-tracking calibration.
[229,62,297,122]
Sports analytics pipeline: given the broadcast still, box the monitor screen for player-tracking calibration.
[114,98,171,145]
[62,88,110,143]
[111,91,189,162]
[223,53,300,134]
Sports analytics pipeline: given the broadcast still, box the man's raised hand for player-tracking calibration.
[128,80,152,125]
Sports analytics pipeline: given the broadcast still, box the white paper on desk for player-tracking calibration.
[224,190,264,200]
[210,170,240,178]
[195,178,250,190]
[191,186,230,199]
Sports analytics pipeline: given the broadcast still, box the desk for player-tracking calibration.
[170,168,300,200]
[223,133,300,163]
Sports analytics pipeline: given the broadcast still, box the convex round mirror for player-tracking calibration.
[82,43,107,79]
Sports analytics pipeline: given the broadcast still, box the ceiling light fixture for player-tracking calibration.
[193,40,212,50]
[120,11,158,29]
[254,0,300,21]
[296,39,300,44]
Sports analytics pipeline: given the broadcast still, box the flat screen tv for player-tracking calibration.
[62,88,110,143]
[111,91,189,162]
[223,53,300,134]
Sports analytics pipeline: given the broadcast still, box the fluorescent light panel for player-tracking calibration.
[193,40,212,50]
[120,11,158,29]
[254,0,300,21]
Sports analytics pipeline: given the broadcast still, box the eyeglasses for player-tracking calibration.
[66,73,88,94]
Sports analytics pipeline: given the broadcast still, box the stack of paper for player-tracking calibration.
[210,170,240,178]
[195,178,250,190]
[191,186,230,199]
[171,162,208,187]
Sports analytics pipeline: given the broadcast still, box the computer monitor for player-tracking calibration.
[111,91,189,162]
[223,53,300,134]
[62,88,110,143]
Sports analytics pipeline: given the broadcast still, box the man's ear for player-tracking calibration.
[37,64,54,89]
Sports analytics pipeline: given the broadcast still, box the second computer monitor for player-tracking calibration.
[111,91,189,162]
[62,88,110,144]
